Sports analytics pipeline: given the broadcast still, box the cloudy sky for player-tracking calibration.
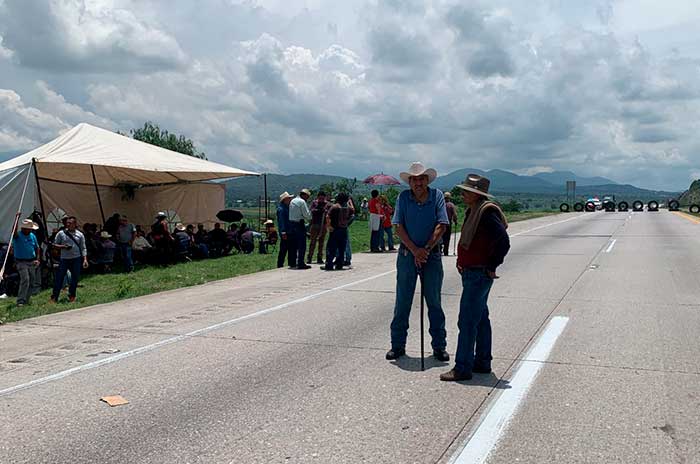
[1,0,699,190]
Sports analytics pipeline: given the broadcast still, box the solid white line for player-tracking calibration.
[449,316,570,464]
[0,269,396,397]
[604,239,617,253]
[510,214,586,237]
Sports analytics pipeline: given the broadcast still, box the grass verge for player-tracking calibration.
[1,210,559,323]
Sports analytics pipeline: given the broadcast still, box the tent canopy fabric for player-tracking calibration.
[0,123,259,186]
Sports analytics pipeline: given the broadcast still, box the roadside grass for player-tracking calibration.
[0,210,559,323]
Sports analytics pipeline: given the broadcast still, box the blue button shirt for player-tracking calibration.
[277,202,291,234]
[392,187,449,248]
[12,231,38,260]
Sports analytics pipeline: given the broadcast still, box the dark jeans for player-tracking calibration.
[370,229,382,251]
[442,225,452,256]
[390,249,447,350]
[52,257,82,299]
[324,228,348,270]
[292,222,307,267]
[277,233,298,268]
[454,269,494,373]
[116,242,133,271]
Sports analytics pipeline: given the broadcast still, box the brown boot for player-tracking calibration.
[440,369,472,381]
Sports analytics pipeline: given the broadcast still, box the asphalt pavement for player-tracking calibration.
[1,210,698,464]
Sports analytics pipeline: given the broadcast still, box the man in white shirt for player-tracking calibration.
[289,188,312,269]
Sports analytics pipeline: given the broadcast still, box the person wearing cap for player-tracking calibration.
[97,230,116,272]
[386,162,450,362]
[442,192,459,256]
[51,216,88,303]
[289,188,312,269]
[277,192,296,268]
[11,219,40,306]
[307,191,328,264]
[260,219,278,254]
[115,215,136,272]
[368,190,382,252]
[440,174,510,382]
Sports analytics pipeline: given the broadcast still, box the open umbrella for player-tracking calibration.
[363,173,400,186]
[216,209,244,223]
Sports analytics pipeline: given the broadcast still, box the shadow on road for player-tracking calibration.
[390,356,512,389]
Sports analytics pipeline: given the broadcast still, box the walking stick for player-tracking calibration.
[418,267,425,372]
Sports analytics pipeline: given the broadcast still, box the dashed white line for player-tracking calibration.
[449,316,570,464]
[0,270,396,397]
[510,214,587,237]
[604,239,617,253]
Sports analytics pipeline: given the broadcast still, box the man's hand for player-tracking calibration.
[486,270,499,279]
[33,259,40,267]
[82,258,89,269]
[412,246,429,263]
[456,263,463,274]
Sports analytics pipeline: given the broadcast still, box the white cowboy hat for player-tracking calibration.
[100,231,112,239]
[264,219,274,225]
[174,223,186,231]
[399,162,438,184]
[279,191,294,201]
[20,219,39,230]
[300,188,311,196]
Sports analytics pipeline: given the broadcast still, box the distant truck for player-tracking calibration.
[587,197,603,210]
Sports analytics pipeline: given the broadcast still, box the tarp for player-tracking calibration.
[0,164,36,244]
[0,123,259,186]
[39,180,225,232]
[0,122,259,240]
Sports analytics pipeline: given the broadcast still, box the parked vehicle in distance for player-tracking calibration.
[587,197,602,210]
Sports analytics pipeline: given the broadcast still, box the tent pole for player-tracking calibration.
[31,159,49,239]
[90,164,106,226]
[263,173,268,219]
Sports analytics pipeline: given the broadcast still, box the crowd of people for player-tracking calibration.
[1,211,278,305]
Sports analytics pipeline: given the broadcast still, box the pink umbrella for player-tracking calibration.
[363,173,401,186]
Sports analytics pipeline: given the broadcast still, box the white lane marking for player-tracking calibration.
[449,316,570,464]
[0,270,396,397]
[604,239,617,253]
[510,214,586,237]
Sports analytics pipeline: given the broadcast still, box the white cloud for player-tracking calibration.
[0,0,187,73]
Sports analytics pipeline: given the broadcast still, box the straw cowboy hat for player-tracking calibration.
[174,223,186,231]
[99,231,112,239]
[264,219,274,226]
[399,162,437,184]
[455,173,495,199]
[444,191,452,199]
[20,219,39,230]
[279,191,294,201]
[300,188,311,196]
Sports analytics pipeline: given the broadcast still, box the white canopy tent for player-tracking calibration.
[0,123,259,243]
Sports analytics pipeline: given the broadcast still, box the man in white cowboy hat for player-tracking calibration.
[277,192,296,268]
[11,219,40,306]
[440,173,510,382]
[289,188,312,269]
[386,162,450,362]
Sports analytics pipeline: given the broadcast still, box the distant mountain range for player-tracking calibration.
[225,169,679,203]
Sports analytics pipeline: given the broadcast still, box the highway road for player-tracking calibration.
[1,210,699,463]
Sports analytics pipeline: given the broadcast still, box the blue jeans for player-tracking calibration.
[390,249,447,350]
[292,222,307,267]
[52,257,82,300]
[380,226,394,250]
[454,269,494,373]
[345,237,352,264]
[116,242,133,271]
